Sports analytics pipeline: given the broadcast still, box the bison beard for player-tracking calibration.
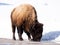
[11,4,43,41]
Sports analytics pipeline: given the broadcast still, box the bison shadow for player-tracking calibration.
[41,31,60,41]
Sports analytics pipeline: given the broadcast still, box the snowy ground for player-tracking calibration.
[0,38,60,45]
[0,0,60,44]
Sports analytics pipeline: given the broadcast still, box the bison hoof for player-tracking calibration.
[19,38,23,41]
[13,37,16,40]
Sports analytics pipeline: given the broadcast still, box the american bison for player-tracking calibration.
[11,4,43,41]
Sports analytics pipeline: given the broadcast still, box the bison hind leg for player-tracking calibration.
[12,25,16,40]
[17,26,23,41]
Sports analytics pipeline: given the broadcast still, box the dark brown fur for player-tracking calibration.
[30,20,43,41]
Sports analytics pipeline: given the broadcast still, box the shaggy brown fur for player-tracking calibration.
[11,4,38,41]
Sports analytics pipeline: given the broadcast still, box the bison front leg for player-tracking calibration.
[24,31,31,40]
[12,25,16,40]
[17,26,23,41]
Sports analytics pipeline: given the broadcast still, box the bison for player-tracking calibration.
[10,4,43,41]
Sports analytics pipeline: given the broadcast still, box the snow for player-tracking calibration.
[0,0,60,43]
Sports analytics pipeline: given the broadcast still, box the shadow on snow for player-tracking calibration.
[41,31,60,41]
